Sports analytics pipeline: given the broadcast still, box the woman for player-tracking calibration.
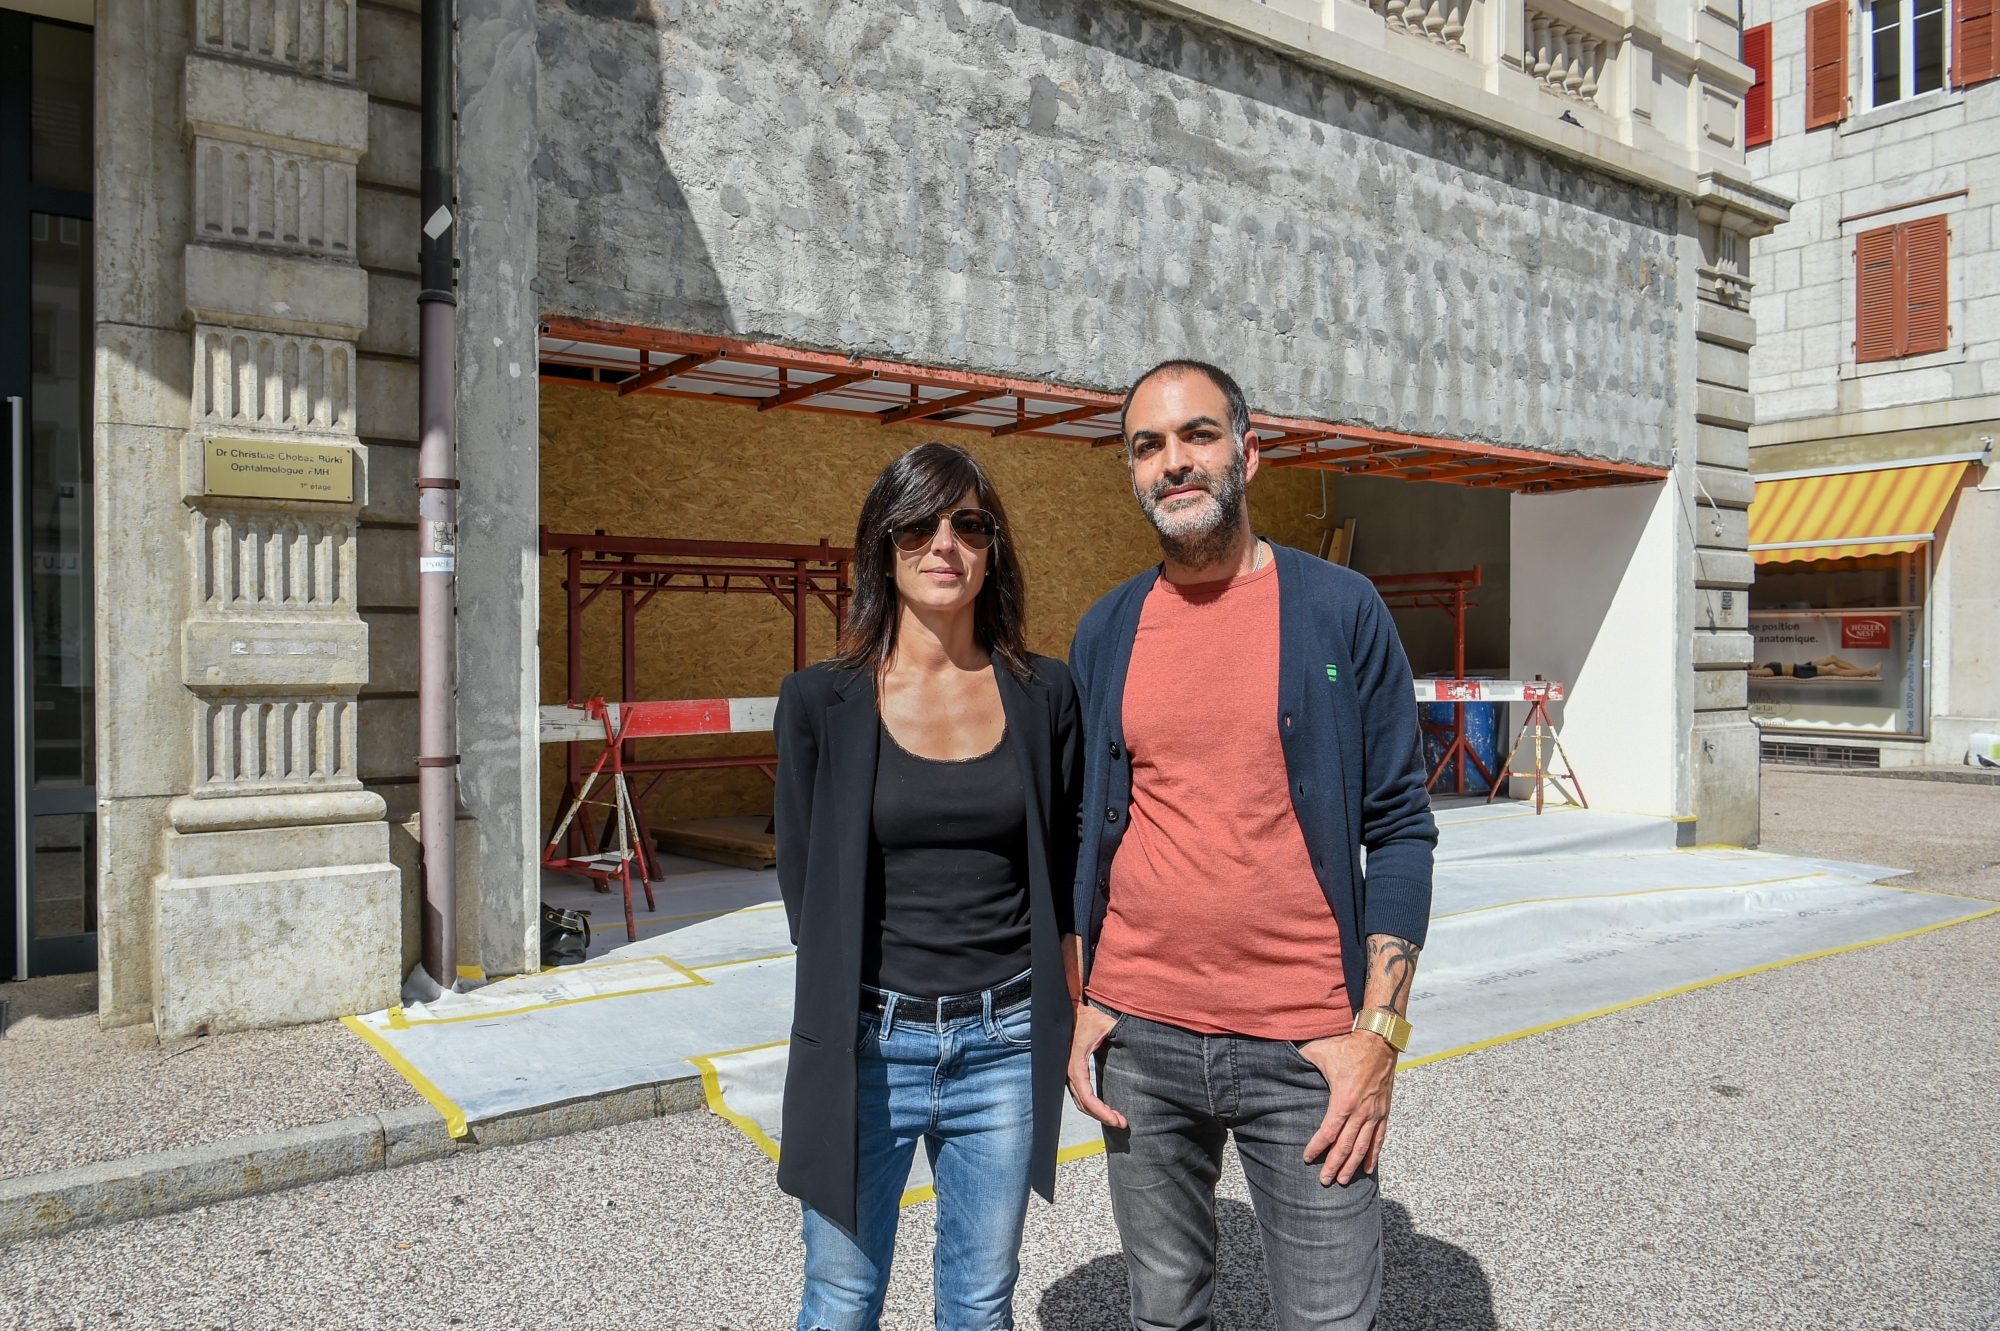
[773,442,1082,1331]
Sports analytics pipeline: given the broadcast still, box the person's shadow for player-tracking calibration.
[1035,1198,1497,1329]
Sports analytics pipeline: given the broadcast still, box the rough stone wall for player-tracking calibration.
[531,0,1686,467]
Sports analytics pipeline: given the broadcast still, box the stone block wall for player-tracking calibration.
[1744,0,1998,766]
[93,0,436,1030]
[1746,0,1999,420]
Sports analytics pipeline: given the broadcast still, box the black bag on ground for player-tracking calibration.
[541,902,591,967]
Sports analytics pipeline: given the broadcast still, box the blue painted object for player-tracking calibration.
[1422,675,1504,793]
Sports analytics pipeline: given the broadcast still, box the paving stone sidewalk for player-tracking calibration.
[0,972,421,1182]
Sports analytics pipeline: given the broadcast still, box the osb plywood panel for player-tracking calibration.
[539,383,1332,826]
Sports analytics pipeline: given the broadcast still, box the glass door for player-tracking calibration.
[5,11,95,979]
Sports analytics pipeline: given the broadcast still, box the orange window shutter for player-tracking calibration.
[1956,0,2000,86]
[1855,225,1901,362]
[1902,216,1951,355]
[1806,1,1849,128]
[1745,24,1774,145]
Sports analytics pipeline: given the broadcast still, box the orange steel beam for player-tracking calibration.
[617,349,718,398]
[541,317,1670,491]
[758,369,873,412]
[879,386,993,425]
[990,401,1117,438]
[545,315,1123,412]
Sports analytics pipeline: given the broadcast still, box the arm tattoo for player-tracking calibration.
[1365,934,1422,1015]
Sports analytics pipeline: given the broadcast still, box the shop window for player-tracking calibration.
[1744,23,1774,145]
[1751,561,1930,738]
[1855,216,1950,362]
[1866,0,1948,105]
[1807,0,1851,127]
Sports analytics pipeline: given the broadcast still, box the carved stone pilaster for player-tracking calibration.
[151,15,397,1038]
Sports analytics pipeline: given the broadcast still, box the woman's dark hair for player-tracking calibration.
[832,442,1031,681]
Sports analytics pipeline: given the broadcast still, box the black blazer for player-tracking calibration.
[772,651,1083,1232]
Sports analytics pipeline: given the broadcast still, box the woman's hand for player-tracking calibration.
[1066,1002,1127,1128]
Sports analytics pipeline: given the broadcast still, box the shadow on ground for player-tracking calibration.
[1,971,97,1025]
[1035,1198,1496,1329]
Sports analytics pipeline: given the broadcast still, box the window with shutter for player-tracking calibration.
[1745,24,1774,144]
[1808,0,1851,127]
[1855,226,1901,362]
[1855,218,1952,362]
[1956,0,2000,85]
[1902,216,1950,355]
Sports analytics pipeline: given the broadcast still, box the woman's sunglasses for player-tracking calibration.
[889,508,997,553]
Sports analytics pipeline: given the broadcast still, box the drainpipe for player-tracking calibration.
[416,0,458,988]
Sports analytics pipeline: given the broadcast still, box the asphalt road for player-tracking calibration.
[4,772,1995,1329]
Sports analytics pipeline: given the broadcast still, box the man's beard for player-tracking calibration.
[1135,446,1248,570]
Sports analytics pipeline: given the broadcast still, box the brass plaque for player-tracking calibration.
[203,439,355,503]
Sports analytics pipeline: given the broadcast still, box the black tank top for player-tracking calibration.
[863,720,1032,999]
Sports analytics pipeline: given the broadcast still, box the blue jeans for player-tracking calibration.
[798,985,1036,1331]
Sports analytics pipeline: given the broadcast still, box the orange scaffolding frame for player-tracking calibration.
[541,528,853,892]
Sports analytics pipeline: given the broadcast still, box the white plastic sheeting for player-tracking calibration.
[691,1042,1107,1206]
[345,807,1993,1168]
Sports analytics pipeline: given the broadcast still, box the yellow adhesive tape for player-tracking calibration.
[1401,905,2000,1073]
[688,1045,784,1164]
[339,1014,470,1139]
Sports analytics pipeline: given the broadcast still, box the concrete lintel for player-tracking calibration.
[1693,168,1793,237]
[0,1078,705,1247]
[1692,631,1755,667]
[181,617,370,691]
[1695,384,1756,429]
[1694,465,1756,508]
[183,53,370,159]
[1697,422,1751,468]
[1692,505,1750,550]
[1696,586,1749,631]
[184,245,370,340]
[1694,666,1751,712]
[1694,547,1755,588]
[1695,301,1758,351]
[1748,408,2000,465]
[167,789,387,833]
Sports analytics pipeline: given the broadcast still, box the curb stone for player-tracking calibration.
[0,1072,705,1246]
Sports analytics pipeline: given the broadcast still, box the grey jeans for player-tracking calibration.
[1096,1003,1381,1331]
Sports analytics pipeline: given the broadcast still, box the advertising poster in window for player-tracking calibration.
[1749,611,1923,734]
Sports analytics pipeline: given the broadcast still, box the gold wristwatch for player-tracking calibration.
[1352,1008,1412,1053]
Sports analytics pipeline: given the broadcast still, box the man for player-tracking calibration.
[1063,361,1437,1330]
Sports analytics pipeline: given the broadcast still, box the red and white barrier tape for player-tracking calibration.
[539,697,778,743]
[540,681,1561,745]
[1413,679,1564,703]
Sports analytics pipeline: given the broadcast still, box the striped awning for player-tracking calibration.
[1750,460,1972,564]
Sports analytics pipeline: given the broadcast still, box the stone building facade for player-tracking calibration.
[86,0,443,1027]
[63,0,1787,1028]
[1743,0,1997,765]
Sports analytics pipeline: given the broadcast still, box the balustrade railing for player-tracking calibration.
[1523,4,1606,103]
[1365,0,1469,52]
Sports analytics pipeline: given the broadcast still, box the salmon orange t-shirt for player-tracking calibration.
[1085,555,1352,1041]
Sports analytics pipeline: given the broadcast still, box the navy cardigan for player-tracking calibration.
[1067,541,1438,1009]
